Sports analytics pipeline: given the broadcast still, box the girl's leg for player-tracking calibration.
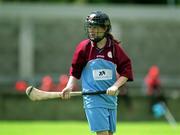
[96,131,113,135]
[96,131,109,135]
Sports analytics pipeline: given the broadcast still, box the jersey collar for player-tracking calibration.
[91,37,112,49]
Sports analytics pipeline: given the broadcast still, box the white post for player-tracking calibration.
[19,18,34,79]
[111,22,122,41]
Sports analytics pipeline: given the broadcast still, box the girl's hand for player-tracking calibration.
[61,87,72,99]
[106,86,119,96]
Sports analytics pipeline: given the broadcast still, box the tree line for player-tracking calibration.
[1,0,180,5]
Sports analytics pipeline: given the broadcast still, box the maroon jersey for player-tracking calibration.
[69,35,133,81]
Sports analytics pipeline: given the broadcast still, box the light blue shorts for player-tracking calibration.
[85,108,117,133]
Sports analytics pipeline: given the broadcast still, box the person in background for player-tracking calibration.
[39,75,55,91]
[15,80,28,92]
[56,74,69,91]
[56,74,79,91]
[61,11,133,135]
[144,65,167,114]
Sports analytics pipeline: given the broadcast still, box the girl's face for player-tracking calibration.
[87,25,106,42]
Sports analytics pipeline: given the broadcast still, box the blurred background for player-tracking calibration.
[0,0,180,122]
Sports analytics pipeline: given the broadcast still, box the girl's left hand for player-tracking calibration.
[106,86,119,96]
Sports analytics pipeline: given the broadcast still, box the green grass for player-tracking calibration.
[0,121,179,135]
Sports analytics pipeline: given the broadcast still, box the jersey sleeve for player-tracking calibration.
[115,43,134,81]
[69,40,89,79]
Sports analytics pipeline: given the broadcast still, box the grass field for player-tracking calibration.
[0,121,179,135]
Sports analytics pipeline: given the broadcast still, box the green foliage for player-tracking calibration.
[0,0,177,4]
[1,0,75,3]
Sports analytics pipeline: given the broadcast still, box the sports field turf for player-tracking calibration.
[0,121,179,135]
